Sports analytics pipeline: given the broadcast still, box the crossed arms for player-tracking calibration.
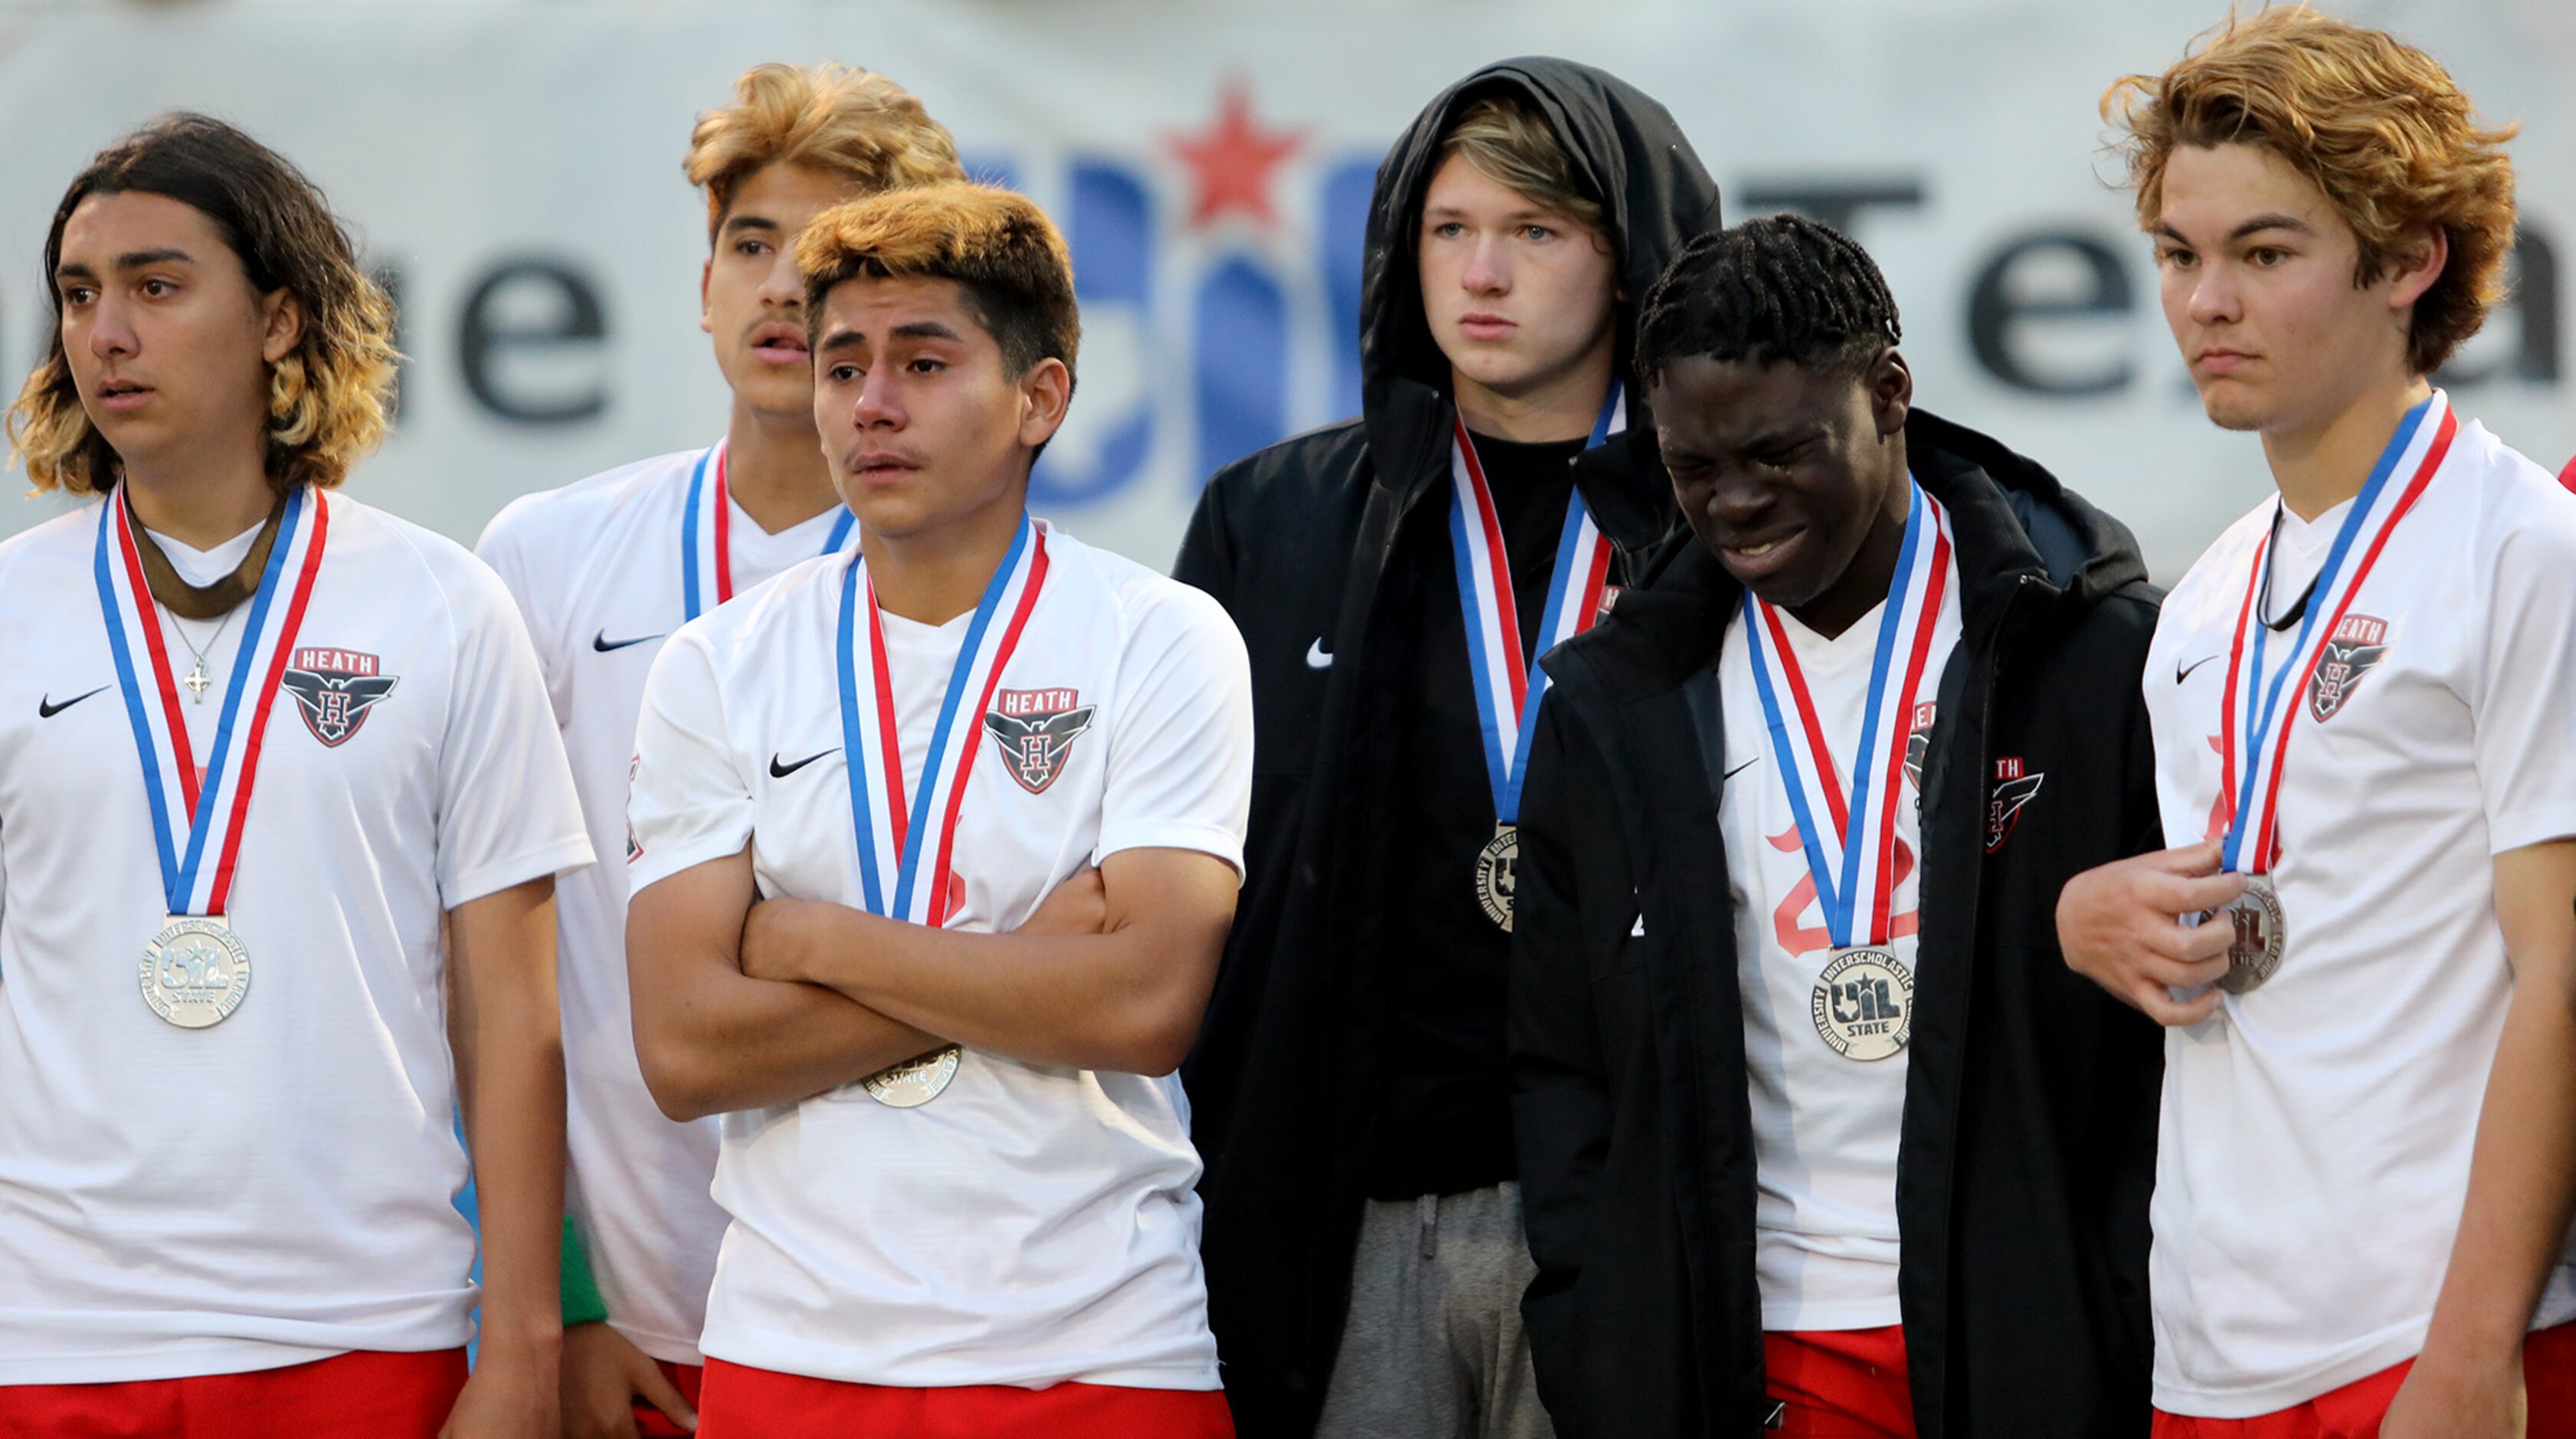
[627,844,1237,1122]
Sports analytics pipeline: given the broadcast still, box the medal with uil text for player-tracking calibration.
[1449,387,1622,932]
[95,483,332,1028]
[2208,392,2456,995]
[681,441,856,623]
[836,515,1049,1106]
[1741,480,1952,1063]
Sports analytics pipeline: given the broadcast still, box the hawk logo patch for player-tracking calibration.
[1987,756,2045,853]
[280,647,398,748]
[983,688,1095,795]
[2309,615,2390,723]
[1903,700,1939,793]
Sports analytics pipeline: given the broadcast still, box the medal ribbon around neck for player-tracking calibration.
[2218,390,2456,876]
[94,483,329,919]
[682,441,859,621]
[836,515,1048,926]
[1741,480,1952,950]
[1448,385,1624,826]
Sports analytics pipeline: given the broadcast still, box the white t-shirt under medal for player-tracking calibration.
[1717,484,1962,1329]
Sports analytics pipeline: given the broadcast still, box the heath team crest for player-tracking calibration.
[983,688,1095,794]
[280,647,399,748]
[2309,615,2391,722]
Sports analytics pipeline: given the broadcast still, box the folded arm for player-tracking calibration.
[741,845,1236,1077]
[627,844,944,1121]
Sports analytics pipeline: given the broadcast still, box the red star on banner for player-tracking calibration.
[1166,81,1305,230]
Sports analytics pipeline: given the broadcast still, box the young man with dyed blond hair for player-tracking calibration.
[1177,60,1720,1437]
[624,181,1252,1436]
[2059,10,2576,1436]
[0,115,588,1439]
[474,61,961,1439]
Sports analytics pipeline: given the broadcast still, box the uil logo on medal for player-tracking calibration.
[983,688,1095,794]
[1812,949,1913,1061]
[280,647,398,747]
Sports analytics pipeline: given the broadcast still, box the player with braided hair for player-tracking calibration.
[1507,212,2169,1434]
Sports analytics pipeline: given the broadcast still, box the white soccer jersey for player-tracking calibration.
[0,490,591,1385]
[479,444,855,1365]
[1716,556,1962,1331]
[626,520,1252,1390]
[2143,398,2576,1416]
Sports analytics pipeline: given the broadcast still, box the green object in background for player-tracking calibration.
[561,1215,609,1328]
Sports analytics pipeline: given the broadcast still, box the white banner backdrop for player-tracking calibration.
[0,0,2566,581]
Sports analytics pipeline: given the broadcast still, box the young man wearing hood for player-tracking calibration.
[1175,59,1720,1439]
[1506,216,2167,1437]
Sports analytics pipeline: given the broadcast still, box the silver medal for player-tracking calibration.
[139,914,251,1028]
[1811,946,1913,1061]
[863,1045,961,1108]
[1475,823,1518,933]
[2213,873,2286,995]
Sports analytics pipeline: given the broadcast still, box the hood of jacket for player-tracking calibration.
[1356,57,1724,542]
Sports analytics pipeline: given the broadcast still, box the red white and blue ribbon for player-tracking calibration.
[2219,389,2454,875]
[836,515,1047,926]
[1448,385,1623,825]
[93,483,330,918]
[1741,481,1952,949]
[682,441,859,621]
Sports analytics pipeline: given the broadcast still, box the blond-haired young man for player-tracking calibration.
[474,62,960,1439]
[1176,60,1719,1438]
[624,182,1252,1437]
[2059,11,2576,1436]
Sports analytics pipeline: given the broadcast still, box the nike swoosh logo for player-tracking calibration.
[2176,653,2224,685]
[769,748,837,779]
[1305,638,1334,670]
[1723,756,1760,783]
[594,630,666,653]
[38,685,109,719]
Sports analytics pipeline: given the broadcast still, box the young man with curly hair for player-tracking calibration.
[624,181,1252,1437]
[2059,11,2576,1436]
[0,116,590,1438]
[474,63,962,1438]
[1508,215,2166,1437]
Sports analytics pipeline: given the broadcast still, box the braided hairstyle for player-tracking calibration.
[1635,213,1900,388]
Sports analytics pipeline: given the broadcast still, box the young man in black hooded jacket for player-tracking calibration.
[1508,217,2166,1437]
[1174,57,1720,1439]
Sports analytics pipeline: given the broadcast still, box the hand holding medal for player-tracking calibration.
[1741,480,1951,1061]
[1448,387,1623,933]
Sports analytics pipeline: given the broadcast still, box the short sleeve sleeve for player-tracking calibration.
[435,561,594,906]
[627,626,756,893]
[1095,583,1255,876]
[2471,496,2576,855]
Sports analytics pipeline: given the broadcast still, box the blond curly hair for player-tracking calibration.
[8,113,397,497]
[686,64,964,243]
[2103,5,2519,375]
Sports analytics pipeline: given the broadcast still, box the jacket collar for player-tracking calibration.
[1366,375,1677,555]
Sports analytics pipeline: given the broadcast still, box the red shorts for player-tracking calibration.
[2152,1320,2576,1438]
[696,1358,1236,1439]
[1764,1326,1916,1437]
[633,1359,704,1439]
[0,1348,466,1439]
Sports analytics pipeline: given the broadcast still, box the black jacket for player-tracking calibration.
[1173,58,1723,1437]
[1509,413,2167,1437]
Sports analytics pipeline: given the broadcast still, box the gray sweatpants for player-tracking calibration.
[1314,1181,1558,1439]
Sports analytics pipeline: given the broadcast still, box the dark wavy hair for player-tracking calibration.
[8,113,398,497]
